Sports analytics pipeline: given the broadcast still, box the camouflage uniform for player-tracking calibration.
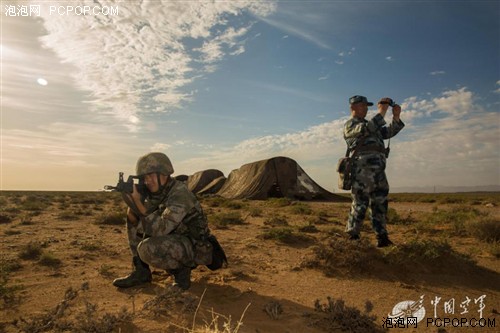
[344,113,404,238]
[128,178,213,271]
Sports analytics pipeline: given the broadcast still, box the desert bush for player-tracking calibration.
[387,208,417,225]
[80,241,102,252]
[426,207,487,225]
[14,284,132,333]
[209,212,244,229]
[203,196,229,207]
[289,203,312,215]
[467,217,500,243]
[264,301,283,320]
[298,223,319,233]
[260,227,313,245]
[19,214,35,225]
[18,242,43,260]
[39,252,62,268]
[266,197,291,207]
[316,210,330,218]
[58,211,80,221]
[4,206,20,213]
[0,259,23,307]
[248,207,262,217]
[0,196,8,206]
[223,200,245,210]
[306,237,376,275]
[382,238,475,269]
[488,242,500,259]
[263,215,288,226]
[310,297,386,333]
[5,229,21,236]
[0,214,12,224]
[19,200,46,212]
[98,264,115,278]
[95,211,126,225]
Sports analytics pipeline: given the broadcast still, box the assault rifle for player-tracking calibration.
[104,172,147,194]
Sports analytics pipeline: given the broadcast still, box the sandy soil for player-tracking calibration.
[0,193,499,333]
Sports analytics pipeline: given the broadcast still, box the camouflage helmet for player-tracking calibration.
[136,152,174,176]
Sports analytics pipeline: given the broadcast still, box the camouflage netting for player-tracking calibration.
[187,169,225,194]
[216,156,346,201]
[197,176,227,196]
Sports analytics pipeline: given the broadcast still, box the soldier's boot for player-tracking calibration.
[113,256,152,288]
[377,234,393,248]
[168,266,191,290]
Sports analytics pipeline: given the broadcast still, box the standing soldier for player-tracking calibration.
[113,152,214,290]
[343,95,405,247]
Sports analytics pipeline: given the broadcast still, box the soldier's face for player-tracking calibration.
[351,102,368,119]
[144,172,168,193]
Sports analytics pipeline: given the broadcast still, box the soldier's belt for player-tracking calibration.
[355,145,386,155]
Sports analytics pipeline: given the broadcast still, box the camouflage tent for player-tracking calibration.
[197,176,227,196]
[217,156,345,201]
[187,169,225,194]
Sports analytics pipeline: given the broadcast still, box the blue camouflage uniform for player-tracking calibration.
[343,113,405,238]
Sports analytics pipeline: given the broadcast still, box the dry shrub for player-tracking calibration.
[38,252,62,268]
[0,213,12,224]
[13,282,132,333]
[304,237,376,276]
[309,297,386,333]
[260,227,314,246]
[143,286,197,318]
[467,217,500,243]
[209,212,244,229]
[263,215,288,226]
[382,238,475,273]
[0,259,23,308]
[266,197,291,207]
[18,242,43,260]
[94,211,126,225]
[264,301,283,320]
[289,203,312,215]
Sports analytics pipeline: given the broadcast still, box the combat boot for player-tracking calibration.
[168,266,191,290]
[377,234,394,248]
[113,256,152,288]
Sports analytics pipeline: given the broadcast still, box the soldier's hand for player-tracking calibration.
[392,104,401,120]
[378,97,391,117]
[122,185,147,216]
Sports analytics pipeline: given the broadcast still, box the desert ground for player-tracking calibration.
[0,191,499,333]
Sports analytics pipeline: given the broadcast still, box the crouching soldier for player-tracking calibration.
[113,152,214,290]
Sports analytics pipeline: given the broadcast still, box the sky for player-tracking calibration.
[1,0,499,192]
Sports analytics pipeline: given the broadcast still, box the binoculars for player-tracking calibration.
[379,99,396,107]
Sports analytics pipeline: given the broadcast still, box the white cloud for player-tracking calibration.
[33,1,277,131]
[385,56,394,61]
[151,143,172,152]
[495,80,500,94]
[176,88,499,190]
[430,70,446,75]
[318,74,329,81]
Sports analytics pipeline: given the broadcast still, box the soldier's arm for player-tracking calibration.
[381,118,405,139]
[142,194,195,236]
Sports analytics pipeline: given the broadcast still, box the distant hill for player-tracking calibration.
[391,185,500,193]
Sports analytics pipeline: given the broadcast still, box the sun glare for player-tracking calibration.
[37,78,48,86]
